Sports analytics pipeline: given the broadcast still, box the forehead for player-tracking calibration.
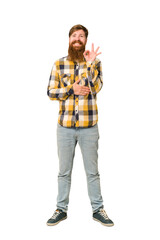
[70,29,85,36]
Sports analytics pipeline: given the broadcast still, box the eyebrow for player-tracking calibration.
[72,33,85,36]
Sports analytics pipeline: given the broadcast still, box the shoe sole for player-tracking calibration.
[46,216,67,226]
[93,217,114,227]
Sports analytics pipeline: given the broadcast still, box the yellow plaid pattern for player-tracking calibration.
[47,56,103,128]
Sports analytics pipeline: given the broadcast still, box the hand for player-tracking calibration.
[73,79,90,95]
[83,43,102,62]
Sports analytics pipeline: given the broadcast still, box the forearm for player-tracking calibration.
[47,61,74,101]
[86,61,103,95]
[47,84,74,101]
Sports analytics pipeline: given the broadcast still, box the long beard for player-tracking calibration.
[68,40,85,62]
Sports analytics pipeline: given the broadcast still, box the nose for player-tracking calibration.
[75,35,80,40]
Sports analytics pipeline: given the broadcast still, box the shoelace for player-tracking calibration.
[51,210,61,219]
[99,209,109,220]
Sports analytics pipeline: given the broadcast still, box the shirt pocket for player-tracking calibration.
[60,73,74,87]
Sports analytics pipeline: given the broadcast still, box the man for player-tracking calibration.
[46,24,114,227]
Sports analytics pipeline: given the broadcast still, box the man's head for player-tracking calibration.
[68,24,88,62]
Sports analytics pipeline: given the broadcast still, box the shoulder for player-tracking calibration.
[54,56,68,65]
[51,56,68,72]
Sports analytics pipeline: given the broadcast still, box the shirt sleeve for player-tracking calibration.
[47,61,74,101]
[86,59,103,95]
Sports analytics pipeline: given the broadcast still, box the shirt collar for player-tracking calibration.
[66,55,86,64]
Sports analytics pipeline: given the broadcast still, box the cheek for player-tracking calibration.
[70,37,76,44]
[69,36,73,43]
[81,39,87,45]
[69,40,73,46]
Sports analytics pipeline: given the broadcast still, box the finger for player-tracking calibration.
[81,85,90,89]
[91,43,94,52]
[81,86,90,89]
[80,88,90,93]
[81,87,90,92]
[84,90,91,93]
[80,92,89,96]
[96,52,102,56]
[83,50,90,56]
[95,46,100,53]
[84,91,90,95]
[83,91,90,95]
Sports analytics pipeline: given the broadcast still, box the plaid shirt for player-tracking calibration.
[47,56,103,128]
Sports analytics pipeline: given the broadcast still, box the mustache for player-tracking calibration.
[71,40,83,45]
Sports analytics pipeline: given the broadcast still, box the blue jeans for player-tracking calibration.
[56,123,104,213]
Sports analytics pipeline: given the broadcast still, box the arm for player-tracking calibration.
[84,43,103,95]
[86,60,103,95]
[47,61,74,101]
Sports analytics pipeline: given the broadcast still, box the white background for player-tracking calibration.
[0,0,160,239]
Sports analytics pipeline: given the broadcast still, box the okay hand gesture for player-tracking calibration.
[83,43,102,63]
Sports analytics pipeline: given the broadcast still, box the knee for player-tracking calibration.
[86,172,100,183]
[58,170,72,183]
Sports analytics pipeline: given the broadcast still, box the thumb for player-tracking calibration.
[76,79,80,84]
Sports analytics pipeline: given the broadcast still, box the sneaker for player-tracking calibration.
[93,208,114,227]
[46,209,67,226]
